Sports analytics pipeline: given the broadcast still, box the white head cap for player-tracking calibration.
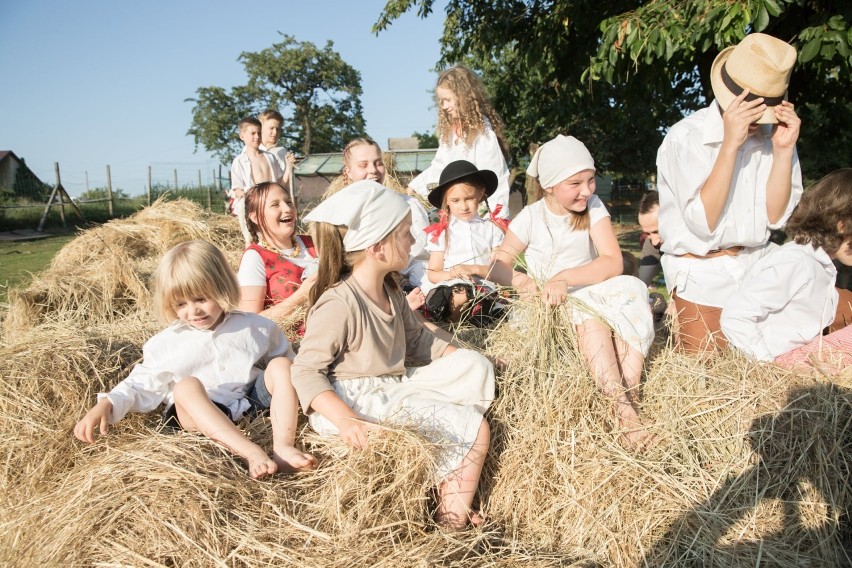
[304,180,410,252]
[526,135,595,189]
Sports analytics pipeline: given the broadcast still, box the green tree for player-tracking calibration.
[187,35,367,164]
[412,130,439,148]
[376,0,851,180]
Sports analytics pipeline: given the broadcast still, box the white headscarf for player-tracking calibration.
[526,135,595,189]
[304,180,410,252]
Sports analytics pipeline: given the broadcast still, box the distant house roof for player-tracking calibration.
[295,148,438,178]
[0,150,18,163]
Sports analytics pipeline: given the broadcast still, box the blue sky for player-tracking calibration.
[0,1,447,197]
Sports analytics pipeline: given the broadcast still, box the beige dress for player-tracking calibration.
[291,276,494,479]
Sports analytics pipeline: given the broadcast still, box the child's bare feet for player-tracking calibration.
[615,402,658,452]
[245,450,278,479]
[272,445,318,473]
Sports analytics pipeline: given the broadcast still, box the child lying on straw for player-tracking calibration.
[74,240,316,479]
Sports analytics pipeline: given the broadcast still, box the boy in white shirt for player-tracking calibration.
[230,117,286,246]
[258,109,296,190]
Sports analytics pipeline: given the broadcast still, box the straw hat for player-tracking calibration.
[710,33,797,124]
[428,160,497,209]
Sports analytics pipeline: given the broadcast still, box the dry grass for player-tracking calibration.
[1,200,850,566]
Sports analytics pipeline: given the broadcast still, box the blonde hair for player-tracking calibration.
[258,109,284,123]
[435,66,509,161]
[152,241,240,325]
[309,222,400,307]
[238,117,261,134]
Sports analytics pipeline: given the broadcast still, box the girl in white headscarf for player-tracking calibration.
[490,135,656,451]
[291,180,494,530]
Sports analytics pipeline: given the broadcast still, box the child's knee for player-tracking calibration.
[263,357,294,393]
[172,376,204,399]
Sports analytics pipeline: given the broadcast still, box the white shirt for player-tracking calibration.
[237,235,316,287]
[230,148,286,191]
[720,242,838,361]
[259,143,291,178]
[508,197,609,281]
[408,121,511,219]
[98,312,294,423]
[656,102,803,306]
[421,215,504,293]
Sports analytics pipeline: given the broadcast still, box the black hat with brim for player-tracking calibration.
[427,160,498,209]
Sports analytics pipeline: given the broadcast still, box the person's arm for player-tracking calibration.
[699,90,767,231]
[73,398,113,443]
[490,229,535,293]
[309,391,374,449]
[546,217,623,288]
[765,101,800,225]
[407,141,449,197]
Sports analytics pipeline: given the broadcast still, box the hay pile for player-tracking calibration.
[1,201,850,566]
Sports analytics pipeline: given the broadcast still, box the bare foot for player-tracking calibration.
[615,402,658,452]
[245,450,277,479]
[435,509,486,531]
[273,445,318,473]
[406,287,426,311]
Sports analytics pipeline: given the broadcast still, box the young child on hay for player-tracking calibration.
[258,109,297,188]
[490,135,656,450]
[721,168,852,369]
[74,240,316,479]
[291,181,494,529]
[419,160,506,326]
[236,181,318,327]
[656,33,803,354]
[230,117,288,246]
[407,65,511,222]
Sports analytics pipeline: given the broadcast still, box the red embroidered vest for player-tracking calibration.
[245,236,316,309]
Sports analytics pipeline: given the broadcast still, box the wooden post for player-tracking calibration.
[174,169,178,191]
[209,169,216,210]
[57,164,67,227]
[147,165,152,206]
[106,165,114,216]
[197,169,202,189]
[37,163,62,232]
[290,159,297,211]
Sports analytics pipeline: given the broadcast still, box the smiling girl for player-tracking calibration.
[237,182,318,322]
[407,66,511,222]
[490,135,656,450]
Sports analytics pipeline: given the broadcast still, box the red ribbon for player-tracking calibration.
[489,204,509,233]
[424,209,449,244]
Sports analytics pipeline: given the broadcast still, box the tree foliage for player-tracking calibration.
[187,35,367,164]
[376,0,851,180]
[412,130,439,148]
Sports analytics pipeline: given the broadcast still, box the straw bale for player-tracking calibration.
[2,220,851,564]
[2,199,243,336]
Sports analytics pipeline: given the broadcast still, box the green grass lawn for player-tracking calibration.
[0,231,76,304]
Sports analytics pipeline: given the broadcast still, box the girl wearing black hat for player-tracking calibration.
[420,160,506,325]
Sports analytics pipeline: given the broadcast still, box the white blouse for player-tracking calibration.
[720,242,838,361]
[508,197,610,282]
[99,312,294,423]
[408,121,511,219]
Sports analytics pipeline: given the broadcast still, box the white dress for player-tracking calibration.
[509,198,654,355]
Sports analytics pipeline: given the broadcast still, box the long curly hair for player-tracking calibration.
[786,168,852,256]
[435,66,509,162]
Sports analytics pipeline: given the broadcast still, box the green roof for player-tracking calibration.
[295,149,438,177]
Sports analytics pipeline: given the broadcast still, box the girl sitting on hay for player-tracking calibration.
[237,181,318,327]
[490,135,656,450]
[291,181,494,530]
[74,240,316,479]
